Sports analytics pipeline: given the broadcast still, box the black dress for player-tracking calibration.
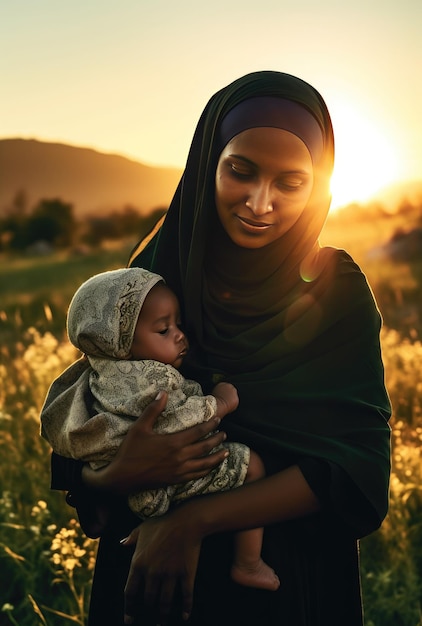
[86,489,364,626]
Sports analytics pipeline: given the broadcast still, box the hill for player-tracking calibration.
[0,138,183,216]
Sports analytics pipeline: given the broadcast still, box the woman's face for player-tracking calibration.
[215,127,314,249]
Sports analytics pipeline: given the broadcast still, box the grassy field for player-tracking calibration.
[0,209,421,625]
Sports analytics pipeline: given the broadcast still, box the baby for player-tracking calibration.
[41,267,279,591]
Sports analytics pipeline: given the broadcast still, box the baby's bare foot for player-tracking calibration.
[231,558,280,591]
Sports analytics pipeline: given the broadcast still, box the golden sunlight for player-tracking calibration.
[329,100,399,210]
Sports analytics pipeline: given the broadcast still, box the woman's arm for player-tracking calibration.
[82,391,229,495]
[123,464,320,624]
[195,464,320,532]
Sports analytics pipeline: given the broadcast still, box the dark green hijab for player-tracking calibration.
[130,71,391,536]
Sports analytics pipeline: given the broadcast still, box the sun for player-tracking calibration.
[328,99,399,211]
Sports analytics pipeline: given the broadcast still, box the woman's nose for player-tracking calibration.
[245,183,274,215]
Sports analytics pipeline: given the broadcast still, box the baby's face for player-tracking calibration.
[130,284,188,368]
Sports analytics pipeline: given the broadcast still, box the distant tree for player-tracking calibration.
[0,215,21,251]
[118,205,145,238]
[11,188,29,217]
[27,198,76,248]
[397,198,416,218]
[82,215,118,246]
[81,205,167,247]
[0,189,30,251]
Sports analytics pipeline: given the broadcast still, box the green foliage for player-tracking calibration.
[0,191,167,253]
[0,198,76,251]
[29,198,76,248]
[0,246,133,349]
[0,324,97,625]
[359,331,422,625]
[80,206,166,247]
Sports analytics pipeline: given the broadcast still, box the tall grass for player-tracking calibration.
[1,232,421,624]
[360,329,422,626]
[0,247,129,625]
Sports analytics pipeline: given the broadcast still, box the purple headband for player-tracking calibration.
[219,97,324,164]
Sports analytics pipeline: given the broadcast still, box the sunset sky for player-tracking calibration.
[1,0,421,209]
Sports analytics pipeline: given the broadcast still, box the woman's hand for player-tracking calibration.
[122,465,321,623]
[82,391,228,495]
[123,507,202,624]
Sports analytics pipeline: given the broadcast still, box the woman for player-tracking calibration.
[45,71,391,625]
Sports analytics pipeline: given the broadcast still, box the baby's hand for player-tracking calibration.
[212,382,239,416]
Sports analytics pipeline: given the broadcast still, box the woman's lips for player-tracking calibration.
[237,215,272,231]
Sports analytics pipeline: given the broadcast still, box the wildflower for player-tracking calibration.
[50,520,97,574]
